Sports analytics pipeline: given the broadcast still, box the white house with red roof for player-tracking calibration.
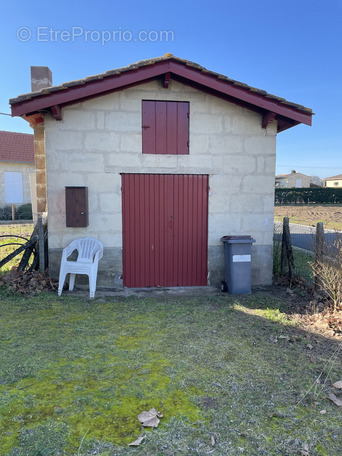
[323,174,342,188]
[9,55,313,289]
[0,130,35,209]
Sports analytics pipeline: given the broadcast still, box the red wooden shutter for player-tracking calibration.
[122,174,208,287]
[142,101,189,155]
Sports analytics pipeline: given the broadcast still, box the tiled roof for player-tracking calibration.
[0,130,34,163]
[275,172,308,178]
[10,54,312,115]
[324,174,342,181]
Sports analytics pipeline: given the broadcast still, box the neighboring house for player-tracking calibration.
[275,170,311,188]
[0,130,35,208]
[323,174,342,188]
[10,55,313,288]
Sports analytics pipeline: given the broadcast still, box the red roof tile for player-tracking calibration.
[324,174,342,181]
[10,54,313,133]
[0,130,34,163]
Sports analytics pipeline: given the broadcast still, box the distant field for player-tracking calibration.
[274,204,342,231]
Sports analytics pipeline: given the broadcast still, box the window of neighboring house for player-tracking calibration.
[334,182,339,186]
[4,172,23,204]
[281,179,285,187]
[142,100,189,154]
[295,178,302,188]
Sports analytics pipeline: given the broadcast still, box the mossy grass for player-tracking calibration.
[0,291,341,455]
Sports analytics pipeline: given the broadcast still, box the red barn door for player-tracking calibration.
[122,174,208,287]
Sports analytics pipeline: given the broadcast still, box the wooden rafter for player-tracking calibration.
[163,72,171,88]
[51,105,62,121]
[262,111,276,129]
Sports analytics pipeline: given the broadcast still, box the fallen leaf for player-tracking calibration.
[279,335,290,341]
[270,336,278,343]
[320,410,326,414]
[128,434,145,446]
[306,344,314,350]
[211,435,216,446]
[328,393,342,407]
[138,408,163,428]
[333,381,342,389]
[299,443,310,455]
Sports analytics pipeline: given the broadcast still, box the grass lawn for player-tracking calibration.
[0,290,341,455]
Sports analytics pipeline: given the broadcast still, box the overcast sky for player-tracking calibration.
[1,0,341,179]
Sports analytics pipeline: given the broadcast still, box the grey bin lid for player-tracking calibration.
[220,235,256,244]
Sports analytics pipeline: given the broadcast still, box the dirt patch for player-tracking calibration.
[274,205,342,230]
[266,278,342,340]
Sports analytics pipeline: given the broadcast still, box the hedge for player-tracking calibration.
[275,188,342,205]
[0,204,33,221]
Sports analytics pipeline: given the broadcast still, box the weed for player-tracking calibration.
[312,236,342,310]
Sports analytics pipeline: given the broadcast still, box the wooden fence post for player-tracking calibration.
[281,217,296,279]
[281,223,287,275]
[38,216,46,272]
[314,222,324,290]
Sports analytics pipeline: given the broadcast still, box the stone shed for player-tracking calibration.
[10,55,313,288]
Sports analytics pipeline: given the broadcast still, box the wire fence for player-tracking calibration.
[274,219,342,284]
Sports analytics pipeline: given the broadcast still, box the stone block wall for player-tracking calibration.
[45,79,277,287]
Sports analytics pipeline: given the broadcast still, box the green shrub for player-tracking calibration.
[0,206,13,221]
[275,187,342,205]
[0,204,33,221]
[16,203,32,220]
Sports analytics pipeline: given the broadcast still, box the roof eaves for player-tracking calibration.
[9,54,313,122]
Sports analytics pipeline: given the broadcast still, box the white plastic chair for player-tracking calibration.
[58,237,103,299]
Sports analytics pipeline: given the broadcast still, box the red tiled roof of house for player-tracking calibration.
[9,55,313,114]
[10,54,313,133]
[324,174,342,181]
[0,130,34,163]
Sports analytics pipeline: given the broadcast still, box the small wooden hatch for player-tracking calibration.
[65,186,89,227]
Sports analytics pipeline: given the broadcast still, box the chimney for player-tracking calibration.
[30,66,52,92]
